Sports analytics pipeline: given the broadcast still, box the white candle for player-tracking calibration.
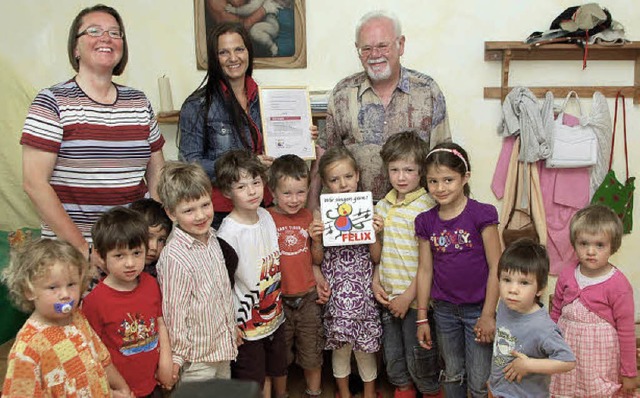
[158,75,174,112]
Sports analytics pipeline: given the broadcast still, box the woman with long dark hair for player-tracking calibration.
[179,22,273,229]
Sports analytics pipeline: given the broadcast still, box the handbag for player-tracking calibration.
[502,160,539,248]
[591,92,635,234]
[546,91,598,168]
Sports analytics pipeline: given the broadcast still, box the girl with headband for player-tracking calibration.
[415,143,502,397]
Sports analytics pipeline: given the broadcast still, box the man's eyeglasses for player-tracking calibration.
[357,38,398,57]
[76,26,124,39]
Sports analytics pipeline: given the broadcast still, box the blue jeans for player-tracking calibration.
[381,308,440,394]
[432,300,492,398]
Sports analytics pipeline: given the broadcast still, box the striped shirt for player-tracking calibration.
[157,227,237,367]
[20,78,165,241]
[375,187,434,307]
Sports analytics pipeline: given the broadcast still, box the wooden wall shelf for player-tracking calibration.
[157,110,327,124]
[484,41,640,104]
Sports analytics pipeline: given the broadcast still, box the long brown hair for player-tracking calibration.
[188,22,258,151]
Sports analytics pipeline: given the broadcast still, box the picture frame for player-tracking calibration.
[194,0,307,70]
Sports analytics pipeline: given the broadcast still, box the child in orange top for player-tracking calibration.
[267,154,326,397]
[1,239,132,397]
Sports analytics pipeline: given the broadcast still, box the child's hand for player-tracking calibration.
[416,323,433,350]
[111,387,134,398]
[235,326,245,347]
[315,279,331,304]
[372,281,389,307]
[388,293,411,319]
[473,314,496,344]
[156,359,176,389]
[621,376,638,393]
[308,219,324,241]
[372,214,384,234]
[170,363,181,386]
[504,351,531,383]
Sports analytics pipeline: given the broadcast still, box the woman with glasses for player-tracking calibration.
[21,4,165,272]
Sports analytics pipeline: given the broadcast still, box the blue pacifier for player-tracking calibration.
[53,300,75,314]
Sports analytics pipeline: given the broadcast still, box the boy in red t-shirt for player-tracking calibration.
[267,154,328,398]
[82,207,174,396]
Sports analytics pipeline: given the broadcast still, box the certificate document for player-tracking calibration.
[320,192,376,247]
[259,86,315,160]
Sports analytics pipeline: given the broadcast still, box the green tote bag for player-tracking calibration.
[591,92,635,234]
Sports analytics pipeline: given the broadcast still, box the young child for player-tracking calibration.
[1,239,133,397]
[415,142,502,398]
[215,150,287,398]
[310,146,383,398]
[489,238,575,397]
[130,198,173,278]
[267,154,325,398]
[370,131,441,398]
[550,205,638,396]
[156,162,238,388]
[82,207,173,397]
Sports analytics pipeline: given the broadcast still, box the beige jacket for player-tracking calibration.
[498,137,547,249]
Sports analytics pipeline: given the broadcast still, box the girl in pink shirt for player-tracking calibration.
[550,205,637,397]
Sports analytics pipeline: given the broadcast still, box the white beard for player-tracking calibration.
[365,57,392,81]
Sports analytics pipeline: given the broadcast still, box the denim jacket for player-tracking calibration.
[178,78,262,182]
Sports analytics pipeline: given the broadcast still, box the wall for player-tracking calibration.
[1,0,638,294]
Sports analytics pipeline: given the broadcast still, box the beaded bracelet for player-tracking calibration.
[416,318,429,325]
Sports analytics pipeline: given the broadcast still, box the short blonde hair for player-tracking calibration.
[2,239,90,313]
[157,161,212,212]
[570,205,623,254]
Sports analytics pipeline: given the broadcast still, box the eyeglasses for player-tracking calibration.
[357,38,398,57]
[76,26,124,39]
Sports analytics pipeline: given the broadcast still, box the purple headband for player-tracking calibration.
[426,148,469,173]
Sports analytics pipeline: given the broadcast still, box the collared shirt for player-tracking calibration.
[157,227,237,366]
[319,67,451,200]
[375,187,434,306]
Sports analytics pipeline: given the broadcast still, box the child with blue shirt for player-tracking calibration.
[490,238,575,398]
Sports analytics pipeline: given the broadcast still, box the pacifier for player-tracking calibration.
[53,300,75,314]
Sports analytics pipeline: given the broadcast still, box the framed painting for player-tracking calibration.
[194,0,307,70]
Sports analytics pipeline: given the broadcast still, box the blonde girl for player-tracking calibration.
[1,239,132,397]
[415,143,502,398]
[309,146,383,398]
[550,205,637,397]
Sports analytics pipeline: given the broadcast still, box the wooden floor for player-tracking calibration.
[286,351,397,398]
